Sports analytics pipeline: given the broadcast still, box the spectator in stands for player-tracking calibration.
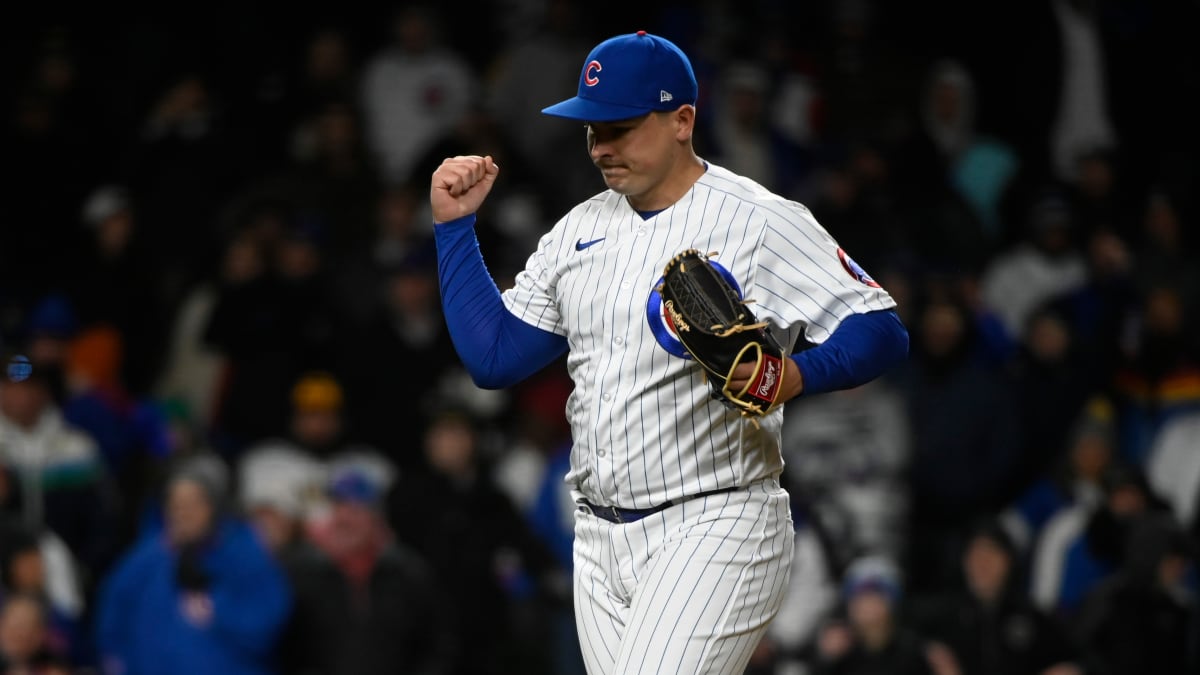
[1110,283,1200,464]
[236,372,347,534]
[1076,513,1197,675]
[484,0,593,212]
[981,192,1088,342]
[154,235,244,432]
[0,594,69,674]
[1002,400,1116,553]
[71,184,166,394]
[1031,465,1170,615]
[59,326,171,491]
[1064,149,1134,242]
[19,295,78,404]
[263,99,378,263]
[242,474,307,560]
[804,151,908,280]
[0,525,85,665]
[812,556,940,675]
[0,358,113,574]
[385,410,560,675]
[340,253,457,466]
[898,296,1022,593]
[280,466,456,675]
[204,216,344,450]
[1008,308,1094,488]
[1133,190,1198,302]
[257,26,361,170]
[125,73,253,304]
[914,520,1082,675]
[281,372,345,459]
[705,61,806,194]
[1044,228,1137,395]
[900,59,1017,266]
[361,6,475,184]
[238,370,397,539]
[95,456,290,675]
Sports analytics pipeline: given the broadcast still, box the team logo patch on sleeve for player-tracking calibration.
[647,257,744,358]
[837,248,881,288]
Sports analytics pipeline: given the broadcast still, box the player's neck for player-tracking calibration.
[625,154,706,212]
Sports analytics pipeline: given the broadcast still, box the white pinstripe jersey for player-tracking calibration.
[502,163,896,509]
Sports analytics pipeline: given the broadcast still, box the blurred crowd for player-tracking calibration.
[1,1,1199,674]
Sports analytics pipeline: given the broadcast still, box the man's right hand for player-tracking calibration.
[431,155,500,224]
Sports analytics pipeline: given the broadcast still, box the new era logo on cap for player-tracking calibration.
[542,31,698,122]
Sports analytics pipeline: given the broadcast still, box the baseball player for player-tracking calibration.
[430,31,908,675]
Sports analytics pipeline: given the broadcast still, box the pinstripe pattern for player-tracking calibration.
[502,162,891,674]
[574,479,794,674]
[502,163,896,509]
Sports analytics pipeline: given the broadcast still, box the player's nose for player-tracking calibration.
[588,135,612,161]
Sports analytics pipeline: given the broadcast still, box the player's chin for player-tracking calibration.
[600,172,633,193]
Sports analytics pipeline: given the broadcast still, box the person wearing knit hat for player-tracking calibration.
[96,453,290,675]
[816,555,937,675]
[278,463,458,674]
[165,454,231,539]
[841,555,904,607]
[0,351,109,573]
[241,471,307,558]
[287,371,345,458]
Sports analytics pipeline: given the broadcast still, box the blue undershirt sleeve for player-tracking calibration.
[434,215,568,389]
[791,310,909,396]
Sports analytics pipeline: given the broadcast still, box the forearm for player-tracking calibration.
[435,215,567,388]
[792,310,909,395]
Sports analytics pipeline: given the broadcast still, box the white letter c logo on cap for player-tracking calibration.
[584,60,602,86]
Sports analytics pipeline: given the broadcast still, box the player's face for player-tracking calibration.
[586,112,678,199]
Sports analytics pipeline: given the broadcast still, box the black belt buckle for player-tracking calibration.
[577,500,629,523]
[601,505,625,523]
[578,500,662,524]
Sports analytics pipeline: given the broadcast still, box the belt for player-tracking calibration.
[577,486,741,524]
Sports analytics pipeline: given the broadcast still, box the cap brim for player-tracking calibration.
[541,96,656,122]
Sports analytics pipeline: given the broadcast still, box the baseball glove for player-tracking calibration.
[657,249,787,420]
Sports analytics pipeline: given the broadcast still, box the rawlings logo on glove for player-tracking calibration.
[656,249,786,421]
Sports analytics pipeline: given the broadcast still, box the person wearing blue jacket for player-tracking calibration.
[95,455,291,675]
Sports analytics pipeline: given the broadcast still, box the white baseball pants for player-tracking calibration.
[572,478,794,675]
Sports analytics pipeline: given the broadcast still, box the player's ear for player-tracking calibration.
[672,105,696,142]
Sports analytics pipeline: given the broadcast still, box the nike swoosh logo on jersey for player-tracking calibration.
[575,237,605,251]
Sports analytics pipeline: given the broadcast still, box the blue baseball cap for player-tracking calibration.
[542,31,698,122]
[327,468,380,506]
[842,555,902,606]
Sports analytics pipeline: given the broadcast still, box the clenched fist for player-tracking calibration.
[430,155,500,224]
